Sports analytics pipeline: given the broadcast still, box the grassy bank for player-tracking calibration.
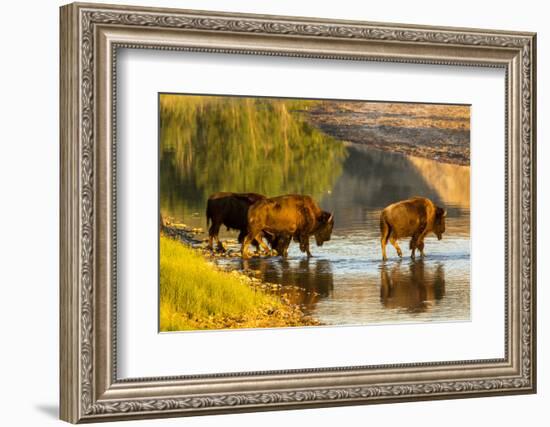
[160,235,319,331]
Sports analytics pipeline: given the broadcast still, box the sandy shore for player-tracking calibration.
[304,101,470,166]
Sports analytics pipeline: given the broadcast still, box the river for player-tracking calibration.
[160,96,470,326]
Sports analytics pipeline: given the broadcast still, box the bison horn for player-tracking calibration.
[443,209,447,217]
[328,212,334,223]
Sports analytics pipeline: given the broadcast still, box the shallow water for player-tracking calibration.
[218,226,470,325]
[163,143,471,326]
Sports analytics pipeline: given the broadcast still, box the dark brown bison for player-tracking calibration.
[206,192,266,252]
[242,194,334,259]
[380,196,446,260]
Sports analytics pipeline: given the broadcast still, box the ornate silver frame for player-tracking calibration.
[60,2,537,423]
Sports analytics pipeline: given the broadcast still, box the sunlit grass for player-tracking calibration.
[159,235,282,331]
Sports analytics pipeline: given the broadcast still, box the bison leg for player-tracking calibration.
[253,237,268,255]
[253,240,261,254]
[207,231,215,251]
[238,230,258,254]
[281,235,292,258]
[380,215,391,261]
[410,223,427,259]
[410,237,427,259]
[208,221,222,252]
[258,235,274,256]
[274,234,291,258]
[299,235,312,258]
[241,233,254,259]
[417,227,429,257]
[239,230,262,254]
[389,235,403,258]
[416,232,428,258]
[417,240,426,257]
[409,235,419,259]
[242,232,271,259]
[380,236,388,261]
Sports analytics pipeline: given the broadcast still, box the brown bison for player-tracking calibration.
[380,196,446,261]
[206,192,266,252]
[242,194,334,259]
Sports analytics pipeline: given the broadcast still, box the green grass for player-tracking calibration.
[159,235,282,331]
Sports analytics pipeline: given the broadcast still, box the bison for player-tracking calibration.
[241,194,334,259]
[206,192,266,252]
[380,196,446,261]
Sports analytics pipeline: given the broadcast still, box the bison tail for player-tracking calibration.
[380,214,391,244]
[205,202,211,228]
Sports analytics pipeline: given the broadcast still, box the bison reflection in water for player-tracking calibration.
[243,258,334,311]
[380,196,447,261]
[380,261,446,313]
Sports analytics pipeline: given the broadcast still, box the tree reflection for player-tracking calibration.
[160,95,348,221]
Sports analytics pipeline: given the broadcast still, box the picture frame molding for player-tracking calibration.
[60,2,536,423]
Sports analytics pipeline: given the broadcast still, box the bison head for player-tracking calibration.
[434,207,447,240]
[314,211,334,246]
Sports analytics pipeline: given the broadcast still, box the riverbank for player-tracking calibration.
[303,101,470,166]
[159,233,320,331]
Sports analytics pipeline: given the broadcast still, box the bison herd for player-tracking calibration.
[206,192,446,260]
